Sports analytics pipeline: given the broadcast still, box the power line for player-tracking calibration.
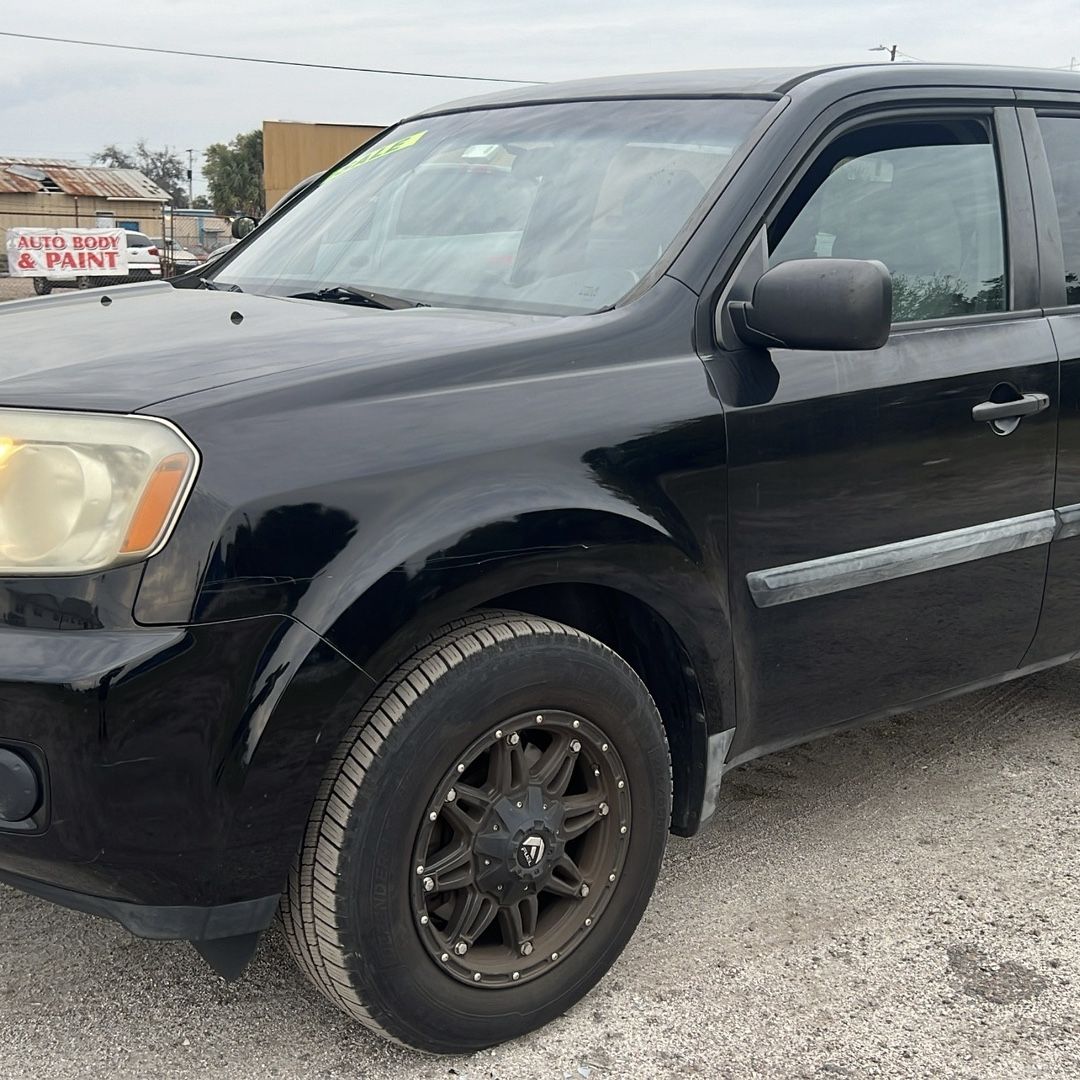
[0,30,542,85]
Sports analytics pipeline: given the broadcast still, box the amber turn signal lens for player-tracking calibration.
[120,452,191,554]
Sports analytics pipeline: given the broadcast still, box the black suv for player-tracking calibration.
[1,63,1079,1053]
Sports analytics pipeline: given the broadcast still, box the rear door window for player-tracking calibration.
[1038,116,1080,306]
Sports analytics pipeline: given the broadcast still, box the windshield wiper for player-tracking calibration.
[288,285,427,310]
[200,278,243,293]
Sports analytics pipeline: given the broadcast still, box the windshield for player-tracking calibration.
[213,97,771,315]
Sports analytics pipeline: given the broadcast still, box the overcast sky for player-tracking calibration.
[1,1,1076,193]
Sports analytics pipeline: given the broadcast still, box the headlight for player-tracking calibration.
[0,409,198,574]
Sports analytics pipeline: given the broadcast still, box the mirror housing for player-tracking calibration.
[231,216,258,240]
[728,258,892,351]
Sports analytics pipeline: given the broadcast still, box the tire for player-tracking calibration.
[281,609,671,1053]
[32,278,51,295]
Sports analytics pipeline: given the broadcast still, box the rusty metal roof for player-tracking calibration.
[0,158,170,200]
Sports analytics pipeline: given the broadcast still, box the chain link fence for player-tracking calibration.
[167,212,232,262]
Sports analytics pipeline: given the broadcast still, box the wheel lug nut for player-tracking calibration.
[585,917,593,927]
[512,971,520,981]
[495,729,503,739]
[416,865,424,874]
[580,883,590,898]
[446,788,457,802]
[454,942,468,955]
[420,915,429,925]
[516,801,523,808]
[521,942,534,956]
[570,739,581,753]
[428,811,437,821]
[551,952,559,961]
[440,952,449,962]
[536,714,543,723]
[423,876,435,892]
[508,732,520,745]
[457,763,465,773]
[620,825,627,834]
[599,802,609,816]
[572,720,580,729]
[601,743,608,752]
[617,779,625,789]
[608,873,616,882]
[473,972,482,982]
[484,858,491,866]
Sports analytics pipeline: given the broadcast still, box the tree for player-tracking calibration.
[203,130,264,218]
[93,140,188,207]
[190,194,212,210]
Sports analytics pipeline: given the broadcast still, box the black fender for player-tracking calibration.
[167,504,734,904]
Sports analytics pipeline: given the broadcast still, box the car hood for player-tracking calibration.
[0,282,552,412]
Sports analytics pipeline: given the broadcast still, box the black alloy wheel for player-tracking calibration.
[281,610,671,1053]
[411,709,631,987]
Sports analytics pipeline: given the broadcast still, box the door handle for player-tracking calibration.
[971,392,1050,423]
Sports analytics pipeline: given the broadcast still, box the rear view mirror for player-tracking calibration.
[729,258,892,351]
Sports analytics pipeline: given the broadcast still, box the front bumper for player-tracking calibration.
[0,613,357,941]
[0,864,277,940]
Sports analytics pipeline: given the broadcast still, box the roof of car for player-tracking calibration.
[415,63,1080,117]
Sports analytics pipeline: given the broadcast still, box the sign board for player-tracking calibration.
[5,228,130,278]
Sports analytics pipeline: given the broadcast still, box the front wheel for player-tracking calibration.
[32,277,51,295]
[281,610,671,1052]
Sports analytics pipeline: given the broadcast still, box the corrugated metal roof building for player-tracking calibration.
[0,157,170,232]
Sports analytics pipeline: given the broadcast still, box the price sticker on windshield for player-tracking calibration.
[329,130,427,180]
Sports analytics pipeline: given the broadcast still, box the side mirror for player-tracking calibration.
[728,258,892,351]
[231,216,258,240]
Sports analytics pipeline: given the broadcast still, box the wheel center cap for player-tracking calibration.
[474,787,563,897]
[516,833,546,870]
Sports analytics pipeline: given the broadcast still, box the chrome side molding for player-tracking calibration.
[747,509,1065,608]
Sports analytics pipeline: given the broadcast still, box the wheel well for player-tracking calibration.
[484,583,706,835]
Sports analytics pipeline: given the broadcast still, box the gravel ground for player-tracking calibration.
[2,661,1079,1079]
[0,277,34,302]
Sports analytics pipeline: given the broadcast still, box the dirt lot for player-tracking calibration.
[2,662,1079,1079]
[0,277,34,302]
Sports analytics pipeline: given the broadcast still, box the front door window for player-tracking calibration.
[769,119,1007,323]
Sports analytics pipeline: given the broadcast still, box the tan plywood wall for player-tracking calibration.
[263,121,385,209]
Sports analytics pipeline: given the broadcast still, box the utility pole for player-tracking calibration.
[871,44,899,61]
[185,148,194,206]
